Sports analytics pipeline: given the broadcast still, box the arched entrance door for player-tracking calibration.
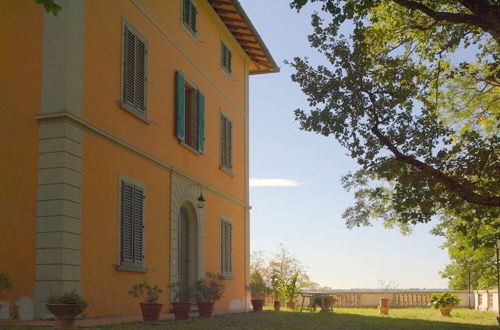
[178,202,198,289]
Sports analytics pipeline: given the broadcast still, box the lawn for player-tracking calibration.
[1,308,497,329]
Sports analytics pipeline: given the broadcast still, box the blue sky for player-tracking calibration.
[240,0,450,289]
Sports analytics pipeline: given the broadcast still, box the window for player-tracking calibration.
[220,41,232,75]
[182,0,197,36]
[175,71,205,153]
[122,23,148,118]
[119,180,144,269]
[220,113,232,171]
[220,219,232,278]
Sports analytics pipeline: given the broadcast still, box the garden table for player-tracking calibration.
[298,290,336,312]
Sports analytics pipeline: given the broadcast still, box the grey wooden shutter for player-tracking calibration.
[220,115,232,169]
[190,2,197,33]
[122,25,147,116]
[135,38,147,114]
[221,220,232,275]
[120,181,134,264]
[227,50,232,73]
[123,26,136,108]
[182,0,190,25]
[132,186,144,265]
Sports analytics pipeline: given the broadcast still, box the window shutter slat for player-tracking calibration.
[135,38,147,113]
[121,182,135,264]
[175,71,186,141]
[197,91,205,153]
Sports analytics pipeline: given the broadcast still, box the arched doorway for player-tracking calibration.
[178,202,198,288]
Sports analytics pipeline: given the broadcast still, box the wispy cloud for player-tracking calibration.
[249,178,302,187]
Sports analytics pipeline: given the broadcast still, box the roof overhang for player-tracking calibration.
[208,0,279,75]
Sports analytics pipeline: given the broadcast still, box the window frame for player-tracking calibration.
[120,20,149,122]
[220,218,233,279]
[219,110,233,175]
[181,0,198,38]
[116,176,147,273]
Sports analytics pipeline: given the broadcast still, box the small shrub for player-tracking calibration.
[46,290,88,309]
[129,282,162,303]
[0,271,13,296]
[429,292,461,309]
[168,282,192,302]
[249,271,268,299]
[195,273,225,302]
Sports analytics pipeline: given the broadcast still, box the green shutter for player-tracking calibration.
[123,26,136,108]
[190,2,197,33]
[197,91,205,153]
[175,71,186,141]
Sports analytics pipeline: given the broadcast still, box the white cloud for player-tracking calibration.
[249,178,302,187]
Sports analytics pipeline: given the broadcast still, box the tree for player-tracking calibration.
[35,0,61,15]
[287,0,499,242]
[250,244,318,291]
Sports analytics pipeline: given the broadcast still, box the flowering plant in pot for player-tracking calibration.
[270,272,282,311]
[129,281,163,322]
[194,272,225,317]
[429,292,461,316]
[0,270,13,313]
[45,290,88,330]
[249,271,268,312]
[169,282,192,320]
[279,272,303,310]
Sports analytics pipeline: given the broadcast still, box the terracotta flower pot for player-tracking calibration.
[197,301,214,317]
[439,305,453,316]
[286,301,295,309]
[251,299,264,312]
[46,304,84,330]
[172,302,191,320]
[379,298,390,307]
[273,301,281,311]
[140,302,163,322]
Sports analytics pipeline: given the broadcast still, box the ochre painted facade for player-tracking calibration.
[0,0,276,320]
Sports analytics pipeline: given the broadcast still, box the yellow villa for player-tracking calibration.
[0,0,277,320]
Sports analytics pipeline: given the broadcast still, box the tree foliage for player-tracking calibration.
[287,0,499,244]
[35,0,61,16]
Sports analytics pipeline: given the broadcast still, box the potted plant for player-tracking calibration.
[378,279,398,315]
[0,271,13,313]
[249,271,267,312]
[45,290,88,330]
[279,272,303,310]
[169,282,192,320]
[270,272,282,311]
[429,292,461,316]
[311,294,337,313]
[129,281,163,322]
[195,272,225,317]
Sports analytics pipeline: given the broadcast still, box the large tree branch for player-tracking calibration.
[392,0,500,41]
[371,124,500,207]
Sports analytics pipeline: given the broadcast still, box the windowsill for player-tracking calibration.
[220,166,233,177]
[221,66,232,80]
[222,273,233,280]
[119,100,151,124]
[115,264,148,273]
[180,140,202,155]
[181,22,197,41]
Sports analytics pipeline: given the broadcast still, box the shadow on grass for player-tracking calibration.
[84,309,498,330]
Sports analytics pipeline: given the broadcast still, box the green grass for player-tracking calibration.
[1,308,497,329]
[92,307,497,329]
